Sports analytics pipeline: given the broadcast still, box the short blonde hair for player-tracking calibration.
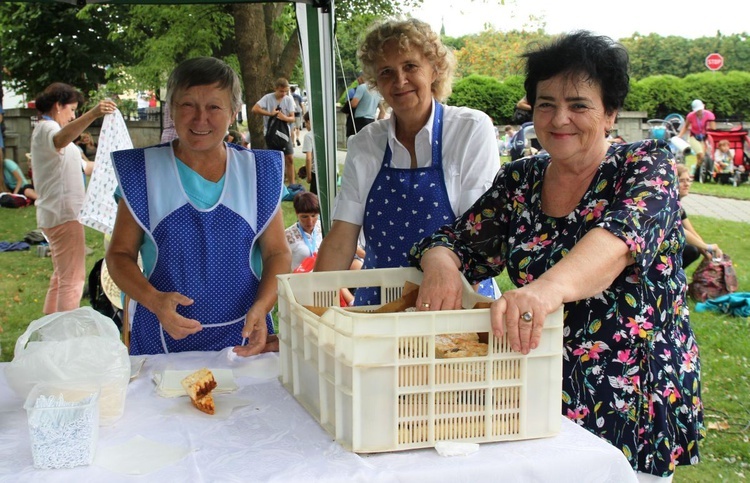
[358,18,456,102]
[718,139,731,149]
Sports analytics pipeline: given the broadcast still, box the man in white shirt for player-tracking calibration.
[252,78,297,184]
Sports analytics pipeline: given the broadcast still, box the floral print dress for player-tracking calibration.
[410,140,703,476]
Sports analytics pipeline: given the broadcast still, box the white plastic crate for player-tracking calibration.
[277,267,563,453]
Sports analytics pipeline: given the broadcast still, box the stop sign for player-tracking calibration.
[706,53,724,71]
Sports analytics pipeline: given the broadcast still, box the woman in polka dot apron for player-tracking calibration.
[316,19,500,305]
[106,57,290,356]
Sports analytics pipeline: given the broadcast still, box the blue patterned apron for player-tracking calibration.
[112,145,283,354]
[356,102,494,305]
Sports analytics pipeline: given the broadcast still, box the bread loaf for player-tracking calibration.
[435,333,488,358]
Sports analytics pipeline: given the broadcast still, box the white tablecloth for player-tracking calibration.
[0,351,637,483]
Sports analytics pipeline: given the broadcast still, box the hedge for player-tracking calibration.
[448,71,750,125]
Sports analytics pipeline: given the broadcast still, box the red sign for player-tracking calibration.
[705,53,724,71]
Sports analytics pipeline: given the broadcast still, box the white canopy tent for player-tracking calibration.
[295,1,338,232]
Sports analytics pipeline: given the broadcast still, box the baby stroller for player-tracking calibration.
[702,126,750,186]
[647,115,690,164]
[509,122,542,161]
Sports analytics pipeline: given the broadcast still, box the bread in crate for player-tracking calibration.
[277,267,563,453]
[434,332,488,358]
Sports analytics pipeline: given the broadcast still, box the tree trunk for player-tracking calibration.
[233,4,271,149]
[233,4,300,149]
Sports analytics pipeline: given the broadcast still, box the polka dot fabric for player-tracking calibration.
[356,103,455,305]
[355,103,495,305]
[112,145,283,354]
[112,148,150,229]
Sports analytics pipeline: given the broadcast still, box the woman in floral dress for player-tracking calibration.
[409,31,703,482]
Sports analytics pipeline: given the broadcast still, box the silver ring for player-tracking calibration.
[422,303,431,308]
[521,311,533,323]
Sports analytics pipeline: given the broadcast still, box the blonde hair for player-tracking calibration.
[358,18,456,102]
[717,139,731,150]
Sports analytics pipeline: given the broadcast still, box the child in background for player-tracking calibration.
[713,139,735,177]
[302,112,316,195]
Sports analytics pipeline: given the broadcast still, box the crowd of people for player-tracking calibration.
[14,17,720,482]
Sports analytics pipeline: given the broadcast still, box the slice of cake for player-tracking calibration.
[181,368,217,415]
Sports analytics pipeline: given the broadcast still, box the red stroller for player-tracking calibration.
[700,127,750,186]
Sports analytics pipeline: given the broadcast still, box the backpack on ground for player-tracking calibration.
[282,183,306,201]
[688,254,739,302]
[0,193,31,208]
[87,258,122,330]
[265,112,290,151]
[23,229,46,245]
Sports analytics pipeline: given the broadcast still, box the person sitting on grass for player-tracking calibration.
[677,164,723,268]
[3,157,37,201]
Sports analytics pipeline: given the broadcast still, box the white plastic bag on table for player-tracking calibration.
[5,307,130,424]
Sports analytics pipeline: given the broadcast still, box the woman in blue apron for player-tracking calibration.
[316,19,500,305]
[106,57,290,357]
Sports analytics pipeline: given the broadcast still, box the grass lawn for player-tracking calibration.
[0,154,748,480]
[676,154,750,201]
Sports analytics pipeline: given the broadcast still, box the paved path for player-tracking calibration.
[681,194,750,224]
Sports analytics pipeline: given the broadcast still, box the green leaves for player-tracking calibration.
[448,74,522,122]
[0,3,134,99]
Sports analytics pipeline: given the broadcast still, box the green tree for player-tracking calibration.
[112,4,236,95]
[620,32,750,79]
[454,29,549,80]
[331,12,380,99]
[232,0,422,146]
[0,3,133,100]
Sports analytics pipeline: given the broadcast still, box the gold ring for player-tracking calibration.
[521,311,533,323]
[422,303,431,308]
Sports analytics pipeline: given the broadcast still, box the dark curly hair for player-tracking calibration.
[34,83,85,114]
[522,31,630,115]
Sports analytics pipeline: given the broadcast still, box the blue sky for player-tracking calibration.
[410,0,748,40]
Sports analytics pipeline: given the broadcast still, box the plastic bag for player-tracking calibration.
[5,307,130,424]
